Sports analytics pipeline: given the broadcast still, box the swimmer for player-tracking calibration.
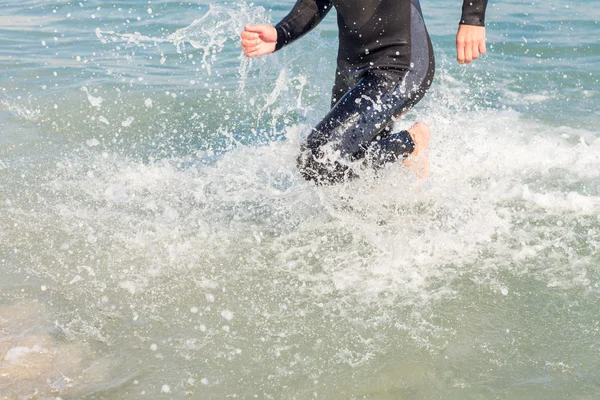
[240,0,487,183]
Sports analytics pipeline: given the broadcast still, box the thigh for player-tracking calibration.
[330,68,358,108]
[392,1,436,114]
[307,73,399,160]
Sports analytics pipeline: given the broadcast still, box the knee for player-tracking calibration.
[296,144,354,185]
[296,134,328,183]
[296,146,324,183]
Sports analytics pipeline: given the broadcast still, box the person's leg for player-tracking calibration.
[330,68,357,109]
[296,1,435,184]
[297,73,411,184]
[369,0,435,176]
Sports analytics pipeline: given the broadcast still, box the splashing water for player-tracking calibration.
[96,4,268,75]
[1,0,599,398]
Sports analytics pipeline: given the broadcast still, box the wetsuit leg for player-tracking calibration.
[330,69,358,109]
[368,0,435,168]
[297,2,435,184]
[297,73,395,184]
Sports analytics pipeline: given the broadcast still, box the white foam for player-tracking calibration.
[4,345,44,363]
[2,24,599,395]
[121,116,134,127]
[119,281,137,295]
[0,99,42,121]
[221,310,234,321]
[81,86,103,107]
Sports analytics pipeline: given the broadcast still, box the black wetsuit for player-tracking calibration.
[274,0,488,184]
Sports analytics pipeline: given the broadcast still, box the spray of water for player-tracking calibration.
[96,4,268,75]
[1,1,599,398]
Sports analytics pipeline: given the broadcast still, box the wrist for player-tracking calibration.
[459,20,485,27]
[274,24,288,52]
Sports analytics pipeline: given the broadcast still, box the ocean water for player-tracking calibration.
[1,0,599,398]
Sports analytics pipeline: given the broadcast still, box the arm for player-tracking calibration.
[274,0,333,51]
[460,0,488,26]
[456,0,488,64]
[240,0,332,58]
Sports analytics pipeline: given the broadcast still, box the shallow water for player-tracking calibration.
[1,0,599,398]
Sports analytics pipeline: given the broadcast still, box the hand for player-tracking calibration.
[456,25,486,64]
[240,24,277,58]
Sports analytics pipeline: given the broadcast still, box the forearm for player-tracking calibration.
[460,0,488,26]
[274,0,332,51]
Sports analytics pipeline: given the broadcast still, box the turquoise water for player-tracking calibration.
[1,0,599,398]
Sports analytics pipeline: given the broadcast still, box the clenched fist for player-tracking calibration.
[456,25,486,64]
[240,24,277,58]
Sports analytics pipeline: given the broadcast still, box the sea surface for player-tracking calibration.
[1,0,599,398]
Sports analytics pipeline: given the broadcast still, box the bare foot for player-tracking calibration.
[403,121,430,179]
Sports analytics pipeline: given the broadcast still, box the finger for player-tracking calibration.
[471,44,480,60]
[464,44,473,64]
[241,38,259,47]
[242,44,260,55]
[241,31,258,40]
[243,43,259,54]
[479,39,486,55]
[241,44,254,55]
[244,24,266,34]
[456,39,466,64]
[246,45,260,54]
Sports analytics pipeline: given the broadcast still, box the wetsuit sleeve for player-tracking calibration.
[459,0,488,26]
[274,0,333,51]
